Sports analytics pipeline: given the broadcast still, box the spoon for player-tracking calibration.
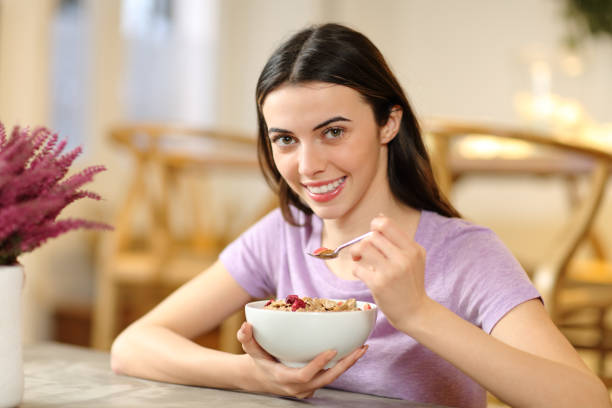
[307,231,373,259]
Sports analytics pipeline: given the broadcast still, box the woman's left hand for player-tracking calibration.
[350,215,429,332]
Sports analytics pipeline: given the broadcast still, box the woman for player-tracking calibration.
[111,23,610,407]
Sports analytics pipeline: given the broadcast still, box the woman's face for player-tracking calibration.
[262,82,400,222]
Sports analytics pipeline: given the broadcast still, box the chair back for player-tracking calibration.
[92,123,275,350]
[423,118,612,318]
[107,123,273,282]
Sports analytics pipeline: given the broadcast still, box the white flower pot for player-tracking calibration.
[0,265,24,408]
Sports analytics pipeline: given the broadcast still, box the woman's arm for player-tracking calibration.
[111,259,367,398]
[351,215,611,408]
[404,298,610,408]
[110,260,253,388]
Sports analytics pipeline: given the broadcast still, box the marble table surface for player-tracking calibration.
[20,342,451,408]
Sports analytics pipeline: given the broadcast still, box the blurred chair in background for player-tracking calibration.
[92,123,275,352]
[424,118,612,386]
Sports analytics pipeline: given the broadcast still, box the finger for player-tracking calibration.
[366,222,426,271]
[352,265,389,301]
[298,390,315,399]
[365,229,407,263]
[349,245,362,262]
[291,388,316,399]
[280,348,357,398]
[370,215,413,250]
[349,237,370,261]
[284,349,337,384]
[237,322,276,362]
[336,345,368,366]
[310,345,368,389]
[352,263,375,283]
[350,239,389,280]
[350,235,385,265]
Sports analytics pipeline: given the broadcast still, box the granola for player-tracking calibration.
[263,294,370,312]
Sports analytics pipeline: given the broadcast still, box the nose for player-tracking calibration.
[298,142,326,177]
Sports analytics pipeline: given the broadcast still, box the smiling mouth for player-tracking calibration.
[303,177,346,202]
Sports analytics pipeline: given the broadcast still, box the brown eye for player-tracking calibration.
[272,135,297,146]
[324,127,344,139]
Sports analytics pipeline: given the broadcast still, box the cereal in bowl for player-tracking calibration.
[263,294,371,312]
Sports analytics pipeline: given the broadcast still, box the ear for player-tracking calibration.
[380,106,403,144]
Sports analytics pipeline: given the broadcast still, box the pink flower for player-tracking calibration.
[0,122,112,265]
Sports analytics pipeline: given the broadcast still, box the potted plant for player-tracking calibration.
[562,0,612,49]
[0,122,111,407]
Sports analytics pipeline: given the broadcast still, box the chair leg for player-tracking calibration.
[593,306,612,388]
[218,310,245,354]
[91,266,118,350]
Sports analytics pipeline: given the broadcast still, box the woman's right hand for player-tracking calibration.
[236,322,368,399]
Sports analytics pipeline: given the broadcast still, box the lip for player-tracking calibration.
[302,176,346,203]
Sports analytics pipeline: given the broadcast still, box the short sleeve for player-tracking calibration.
[438,225,541,334]
[218,209,284,299]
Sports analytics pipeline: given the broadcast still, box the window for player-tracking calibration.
[120,0,219,126]
[50,0,88,151]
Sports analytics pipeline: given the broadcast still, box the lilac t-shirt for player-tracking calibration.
[219,209,540,407]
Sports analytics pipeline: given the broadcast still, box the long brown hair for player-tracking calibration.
[255,23,459,224]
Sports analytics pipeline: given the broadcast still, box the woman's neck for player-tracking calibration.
[321,195,421,249]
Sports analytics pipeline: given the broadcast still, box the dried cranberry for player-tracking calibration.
[285,294,299,305]
[313,247,330,255]
[264,299,273,306]
[291,298,306,311]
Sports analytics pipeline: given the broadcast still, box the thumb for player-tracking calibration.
[237,322,276,361]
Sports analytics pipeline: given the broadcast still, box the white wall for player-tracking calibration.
[215,0,612,126]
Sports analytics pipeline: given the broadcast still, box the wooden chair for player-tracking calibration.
[423,117,612,385]
[92,123,276,352]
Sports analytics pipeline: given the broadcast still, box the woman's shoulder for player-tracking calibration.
[219,206,315,286]
[254,207,285,229]
[232,206,316,251]
[418,210,512,264]
[419,210,496,244]
[247,206,313,233]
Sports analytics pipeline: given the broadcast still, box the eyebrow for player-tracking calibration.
[312,116,351,131]
[267,116,351,134]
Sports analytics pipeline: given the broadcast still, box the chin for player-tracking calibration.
[308,205,348,220]
[296,189,353,220]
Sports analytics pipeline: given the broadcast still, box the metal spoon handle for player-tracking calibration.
[335,231,373,253]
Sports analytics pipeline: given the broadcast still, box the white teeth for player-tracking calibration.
[308,177,345,194]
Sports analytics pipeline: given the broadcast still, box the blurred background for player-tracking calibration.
[1,0,611,395]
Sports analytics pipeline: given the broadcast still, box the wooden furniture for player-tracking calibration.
[423,117,612,385]
[91,123,275,352]
[23,342,454,407]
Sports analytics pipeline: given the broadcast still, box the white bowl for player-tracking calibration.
[244,299,377,368]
